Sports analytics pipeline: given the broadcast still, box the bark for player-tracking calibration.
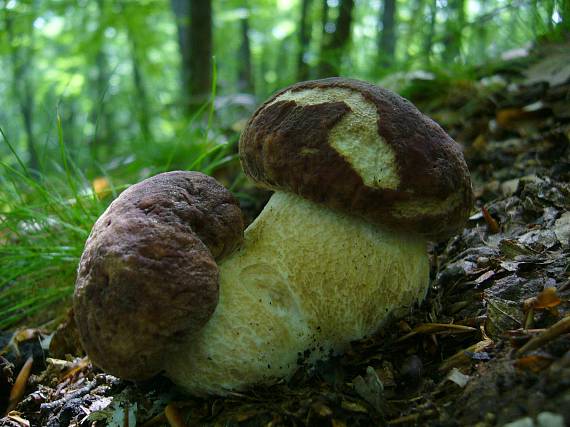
[171,0,213,110]
[296,0,313,81]
[127,30,153,144]
[238,15,254,93]
[317,0,355,77]
[377,0,397,68]
[90,0,116,161]
[561,0,570,32]
[423,0,437,66]
[188,0,213,107]
[170,0,191,100]
[316,0,330,76]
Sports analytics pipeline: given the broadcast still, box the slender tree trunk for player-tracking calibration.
[423,0,437,66]
[377,0,397,68]
[442,0,465,63]
[128,32,153,144]
[90,0,116,161]
[189,0,212,108]
[275,36,294,89]
[297,0,313,81]
[561,0,570,32]
[318,0,355,77]
[171,0,212,111]
[238,14,254,93]
[474,1,489,61]
[4,7,39,173]
[171,0,191,101]
[317,0,330,75]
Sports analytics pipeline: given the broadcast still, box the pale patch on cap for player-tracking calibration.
[269,88,400,191]
[391,192,464,219]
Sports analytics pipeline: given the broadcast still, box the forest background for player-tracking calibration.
[0,0,568,329]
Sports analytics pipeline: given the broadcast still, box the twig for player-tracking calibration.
[39,375,105,412]
[397,323,477,342]
[517,316,570,355]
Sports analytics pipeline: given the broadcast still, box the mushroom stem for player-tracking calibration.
[165,191,429,395]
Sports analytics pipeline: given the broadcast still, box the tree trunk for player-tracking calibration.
[90,0,116,162]
[171,0,212,111]
[317,0,355,77]
[171,0,191,102]
[127,28,153,144]
[559,0,570,32]
[423,0,437,66]
[188,0,212,108]
[474,0,489,61]
[442,0,465,63]
[561,0,570,32]
[238,15,254,93]
[297,0,313,81]
[4,7,39,174]
[377,0,397,68]
[317,0,330,76]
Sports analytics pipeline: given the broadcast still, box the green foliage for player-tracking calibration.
[0,126,102,328]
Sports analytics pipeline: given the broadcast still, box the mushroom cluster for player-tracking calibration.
[74,78,473,395]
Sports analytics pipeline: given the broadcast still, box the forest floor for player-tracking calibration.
[1,43,569,427]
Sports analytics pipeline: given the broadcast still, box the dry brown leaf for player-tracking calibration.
[6,411,30,427]
[523,287,562,312]
[514,354,554,373]
[482,206,500,234]
[439,338,494,371]
[165,403,187,427]
[61,357,90,381]
[6,356,33,414]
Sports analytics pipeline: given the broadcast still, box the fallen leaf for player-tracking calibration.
[523,287,561,312]
[353,366,384,412]
[341,400,368,413]
[7,357,33,414]
[165,403,186,427]
[446,368,470,387]
[6,411,30,427]
[482,207,500,234]
[514,354,554,373]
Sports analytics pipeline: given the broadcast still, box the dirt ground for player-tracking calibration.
[1,43,569,427]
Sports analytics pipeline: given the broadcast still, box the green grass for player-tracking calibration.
[0,134,104,329]
[0,104,241,330]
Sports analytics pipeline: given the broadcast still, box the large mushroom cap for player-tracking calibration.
[240,77,473,239]
[74,171,243,380]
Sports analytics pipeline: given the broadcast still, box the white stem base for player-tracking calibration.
[165,192,429,394]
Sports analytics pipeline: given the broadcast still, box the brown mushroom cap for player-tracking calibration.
[73,171,243,380]
[240,77,473,239]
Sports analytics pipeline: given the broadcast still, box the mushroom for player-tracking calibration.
[74,77,473,395]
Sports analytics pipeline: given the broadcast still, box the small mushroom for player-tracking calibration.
[74,78,473,395]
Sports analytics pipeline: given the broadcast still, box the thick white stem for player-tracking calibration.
[166,192,429,394]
